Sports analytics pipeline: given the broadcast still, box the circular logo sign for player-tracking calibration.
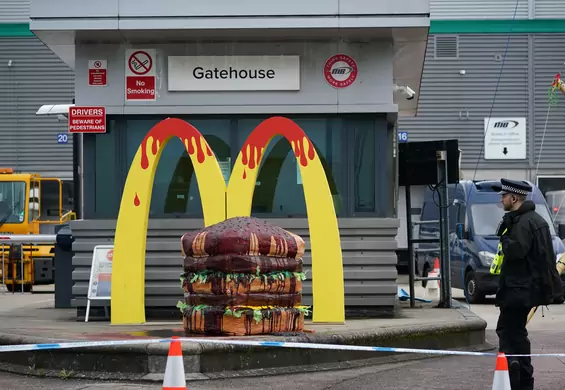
[106,249,114,262]
[324,54,358,88]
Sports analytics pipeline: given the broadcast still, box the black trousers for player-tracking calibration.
[496,306,533,390]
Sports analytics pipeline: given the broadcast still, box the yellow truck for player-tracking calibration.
[0,168,75,292]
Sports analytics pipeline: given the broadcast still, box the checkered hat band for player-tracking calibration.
[502,185,528,195]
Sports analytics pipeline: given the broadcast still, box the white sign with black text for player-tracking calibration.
[484,117,527,160]
[167,55,300,91]
[85,245,114,322]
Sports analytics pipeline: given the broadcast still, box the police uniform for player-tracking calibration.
[491,179,563,390]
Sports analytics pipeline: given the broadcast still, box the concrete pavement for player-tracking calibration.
[396,273,565,331]
[0,283,488,381]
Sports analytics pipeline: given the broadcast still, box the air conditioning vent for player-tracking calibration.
[434,35,459,59]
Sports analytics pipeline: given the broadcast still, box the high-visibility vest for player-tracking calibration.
[490,228,508,275]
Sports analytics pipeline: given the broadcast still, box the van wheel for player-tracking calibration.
[465,271,485,304]
[421,265,430,288]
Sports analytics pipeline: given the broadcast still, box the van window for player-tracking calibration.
[421,195,457,234]
[456,203,467,224]
[421,201,437,223]
[448,204,457,233]
[471,203,556,236]
[420,201,439,236]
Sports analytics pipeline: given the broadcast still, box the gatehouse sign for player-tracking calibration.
[167,55,300,91]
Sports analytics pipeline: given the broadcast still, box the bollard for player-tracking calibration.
[54,224,75,308]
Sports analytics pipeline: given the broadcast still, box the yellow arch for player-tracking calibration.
[227,116,345,323]
[111,118,226,324]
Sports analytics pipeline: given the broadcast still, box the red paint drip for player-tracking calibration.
[239,117,316,180]
[243,169,247,179]
[206,144,213,157]
[134,193,140,207]
[140,118,210,169]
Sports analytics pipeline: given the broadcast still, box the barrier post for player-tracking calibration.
[54,224,75,308]
[436,150,452,308]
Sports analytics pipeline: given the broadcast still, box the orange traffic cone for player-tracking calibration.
[491,352,511,390]
[162,336,187,390]
[433,258,441,289]
[426,257,441,299]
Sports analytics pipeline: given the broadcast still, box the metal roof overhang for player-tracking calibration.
[30,13,429,117]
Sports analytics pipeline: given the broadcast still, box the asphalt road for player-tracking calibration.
[2,283,565,389]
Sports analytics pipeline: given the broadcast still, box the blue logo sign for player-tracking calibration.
[398,132,408,143]
[57,133,69,144]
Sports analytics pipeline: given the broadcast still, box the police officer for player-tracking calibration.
[491,178,563,390]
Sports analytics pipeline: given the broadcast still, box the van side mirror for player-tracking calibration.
[558,224,565,240]
[456,223,469,239]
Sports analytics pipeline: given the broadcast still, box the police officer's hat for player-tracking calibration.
[492,178,532,196]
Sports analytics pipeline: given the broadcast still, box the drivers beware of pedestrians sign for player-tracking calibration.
[125,49,156,101]
[68,106,106,134]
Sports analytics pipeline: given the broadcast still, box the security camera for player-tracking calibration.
[394,85,416,100]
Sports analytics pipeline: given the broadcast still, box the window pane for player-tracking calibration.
[95,121,118,217]
[124,118,231,217]
[0,181,26,224]
[353,121,376,212]
[236,117,343,216]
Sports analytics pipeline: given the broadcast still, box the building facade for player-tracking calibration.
[0,0,74,179]
[29,0,430,318]
[400,0,565,188]
[395,0,565,263]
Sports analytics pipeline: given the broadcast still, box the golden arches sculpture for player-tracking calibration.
[111,117,345,325]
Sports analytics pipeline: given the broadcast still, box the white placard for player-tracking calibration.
[85,245,113,322]
[167,55,300,91]
[484,117,527,160]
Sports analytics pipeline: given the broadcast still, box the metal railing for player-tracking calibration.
[404,150,452,308]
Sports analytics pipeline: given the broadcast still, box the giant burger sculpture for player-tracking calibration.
[177,216,310,336]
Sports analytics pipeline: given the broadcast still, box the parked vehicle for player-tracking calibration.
[416,179,565,304]
[545,190,565,237]
[0,168,75,292]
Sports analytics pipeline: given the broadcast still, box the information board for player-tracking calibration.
[85,245,113,322]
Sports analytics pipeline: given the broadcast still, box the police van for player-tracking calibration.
[416,180,565,303]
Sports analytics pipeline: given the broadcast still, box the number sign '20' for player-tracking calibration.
[57,133,69,144]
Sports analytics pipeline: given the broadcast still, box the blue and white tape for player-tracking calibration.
[0,337,560,358]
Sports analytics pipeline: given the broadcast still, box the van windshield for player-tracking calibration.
[471,203,556,236]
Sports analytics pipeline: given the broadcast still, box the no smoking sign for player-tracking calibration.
[125,49,156,101]
[128,51,153,75]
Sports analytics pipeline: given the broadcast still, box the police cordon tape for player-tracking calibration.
[0,337,561,358]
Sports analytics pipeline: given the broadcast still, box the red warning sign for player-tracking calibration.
[125,49,156,101]
[68,106,106,134]
[88,60,107,86]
